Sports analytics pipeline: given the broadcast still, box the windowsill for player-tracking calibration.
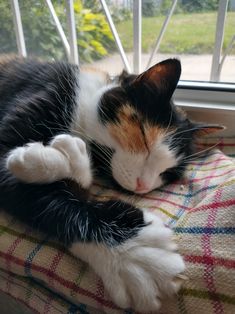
[178,80,235,92]
[175,101,235,112]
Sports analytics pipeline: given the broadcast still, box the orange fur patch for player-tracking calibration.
[144,124,165,148]
[108,105,166,152]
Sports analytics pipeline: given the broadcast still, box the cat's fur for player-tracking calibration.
[0,57,221,311]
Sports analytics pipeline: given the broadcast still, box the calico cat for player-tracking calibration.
[0,57,221,312]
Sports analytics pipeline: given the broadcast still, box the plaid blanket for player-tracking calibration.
[0,138,234,314]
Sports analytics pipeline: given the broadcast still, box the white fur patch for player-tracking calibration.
[71,70,117,147]
[6,134,92,188]
[70,212,185,312]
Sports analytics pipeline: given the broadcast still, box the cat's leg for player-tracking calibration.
[70,207,185,312]
[1,159,185,312]
[6,134,92,188]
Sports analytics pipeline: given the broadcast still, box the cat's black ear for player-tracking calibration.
[133,59,181,99]
[192,123,225,137]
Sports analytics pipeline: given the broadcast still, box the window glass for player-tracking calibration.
[0,0,234,85]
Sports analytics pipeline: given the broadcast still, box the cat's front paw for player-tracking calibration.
[71,212,185,312]
[6,143,69,183]
[6,144,42,182]
[50,134,92,188]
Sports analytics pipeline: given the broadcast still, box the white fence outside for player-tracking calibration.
[10,0,234,81]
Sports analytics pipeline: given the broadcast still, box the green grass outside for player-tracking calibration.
[115,12,235,54]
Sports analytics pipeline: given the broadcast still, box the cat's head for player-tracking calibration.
[93,59,222,194]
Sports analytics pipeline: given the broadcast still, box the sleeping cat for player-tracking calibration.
[0,57,221,312]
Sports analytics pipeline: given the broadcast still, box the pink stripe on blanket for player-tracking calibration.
[184,255,235,269]
[202,183,224,314]
[190,199,235,213]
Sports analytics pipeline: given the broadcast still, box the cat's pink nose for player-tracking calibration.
[135,177,148,192]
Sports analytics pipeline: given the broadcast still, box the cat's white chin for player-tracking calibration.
[70,212,185,312]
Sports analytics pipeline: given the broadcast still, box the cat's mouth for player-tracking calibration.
[134,189,151,195]
[95,173,145,196]
[114,177,153,195]
[134,177,152,194]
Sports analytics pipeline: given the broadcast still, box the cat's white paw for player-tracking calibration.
[50,134,92,188]
[6,143,70,183]
[71,212,185,312]
[6,145,33,181]
[6,135,92,186]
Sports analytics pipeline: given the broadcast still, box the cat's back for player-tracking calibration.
[0,57,81,151]
[0,56,78,98]
[0,57,79,125]
[0,56,110,148]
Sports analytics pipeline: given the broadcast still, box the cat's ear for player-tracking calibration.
[192,123,225,137]
[133,58,181,99]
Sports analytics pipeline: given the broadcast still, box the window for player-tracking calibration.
[1,0,235,134]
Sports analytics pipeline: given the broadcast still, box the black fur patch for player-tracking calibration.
[0,58,77,154]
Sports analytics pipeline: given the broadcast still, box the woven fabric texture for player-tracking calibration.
[0,138,234,314]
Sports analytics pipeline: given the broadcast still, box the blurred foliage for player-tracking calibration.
[110,7,132,23]
[74,0,114,62]
[0,1,67,60]
[142,0,182,17]
[82,0,132,23]
[142,0,160,17]
[81,0,101,13]
[142,0,219,17]
[0,0,114,63]
[0,1,18,54]
[180,0,218,13]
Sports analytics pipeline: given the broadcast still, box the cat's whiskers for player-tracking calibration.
[171,137,192,141]
[92,152,112,169]
[172,126,206,138]
[88,140,112,160]
[97,104,113,123]
[10,125,25,141]
[163,109,173,139]
[181,142,219,162]
[36,122,54,136]
[89,145,112,165]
